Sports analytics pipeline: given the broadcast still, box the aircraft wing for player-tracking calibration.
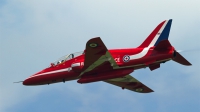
[104,75,153,93]
[80,37,119,76]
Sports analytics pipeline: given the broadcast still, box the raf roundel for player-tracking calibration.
[89,43,98,48]
[135,88,143,92]
[123,55,130,62]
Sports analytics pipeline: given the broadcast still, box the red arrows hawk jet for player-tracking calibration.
[23,19,191,93]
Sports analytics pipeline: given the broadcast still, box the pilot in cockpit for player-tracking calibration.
[52,51,83,67]
[71,54,74,58]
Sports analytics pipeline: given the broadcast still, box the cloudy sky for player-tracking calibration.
[0,0,200,112]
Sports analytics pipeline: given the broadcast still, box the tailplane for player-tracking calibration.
[173,51,192,66]
[154,40,192,66]
[138,19,191,66]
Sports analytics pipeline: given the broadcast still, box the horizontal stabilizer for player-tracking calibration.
[173,51,192,66]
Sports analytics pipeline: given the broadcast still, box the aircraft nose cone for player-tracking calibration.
[23,76,36,85]
[23,78,31,85]
[23,69,48,86]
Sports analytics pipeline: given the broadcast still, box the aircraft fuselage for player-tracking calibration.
[23,46,174,85]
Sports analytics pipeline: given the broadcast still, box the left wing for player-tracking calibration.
[80,37,119,76]
[104,75,153,93]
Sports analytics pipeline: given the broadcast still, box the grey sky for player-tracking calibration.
[0,1,200,112]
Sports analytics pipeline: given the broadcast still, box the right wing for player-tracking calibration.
[104,75,153,93]
[80,37,119,76]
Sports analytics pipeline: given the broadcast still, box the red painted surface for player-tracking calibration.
[23,19,191,88]
[77,68,134,83]
[23,44,174,86]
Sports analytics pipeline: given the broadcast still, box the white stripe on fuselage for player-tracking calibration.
[28,21,169,79]
[29,68,70,79]
[130,20,169,60]
[116,58,171,69]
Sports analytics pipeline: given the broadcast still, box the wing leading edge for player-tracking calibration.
[104,75,153,93]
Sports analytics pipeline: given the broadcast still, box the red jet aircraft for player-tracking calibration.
[23,19,191,93]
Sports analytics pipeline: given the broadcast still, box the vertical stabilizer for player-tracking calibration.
[138,19,172,48]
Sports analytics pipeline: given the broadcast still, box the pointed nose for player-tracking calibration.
[23,78,32,85]
[23,69,46,86]
[23,74,38,86]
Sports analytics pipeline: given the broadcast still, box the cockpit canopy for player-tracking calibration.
[53,51,83,65]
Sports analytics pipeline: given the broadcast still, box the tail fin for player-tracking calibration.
[138,19,172,48]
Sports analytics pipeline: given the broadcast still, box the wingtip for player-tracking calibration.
[186,63,192,66]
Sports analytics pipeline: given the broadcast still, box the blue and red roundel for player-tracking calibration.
[123,55,130,62]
